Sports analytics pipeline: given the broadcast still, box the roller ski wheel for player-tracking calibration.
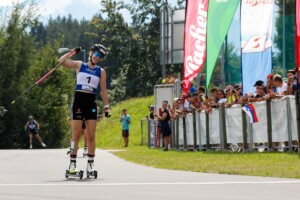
[79,170,84,179]
[86,170,97,179]
[65,170,84,179]
[65,170,69,178]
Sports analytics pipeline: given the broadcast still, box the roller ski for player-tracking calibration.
[86,160,98,179]
[65,160,84,179]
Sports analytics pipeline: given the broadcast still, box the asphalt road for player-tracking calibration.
[0,149,299,200]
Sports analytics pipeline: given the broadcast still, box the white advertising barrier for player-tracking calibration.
[178,116,184,145]
[185,114,194,145]
[208,109,220,144]
[178,113,200,146]
[176,96,298,146]
[289,96,298,141]
[198,111,206,145]
[270,98,288,142]
[251,101,268,143]
[225,104,243,144]
[178,114,194,146]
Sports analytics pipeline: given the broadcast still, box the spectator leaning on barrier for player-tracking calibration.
[291,72,300,96]
[266,73,277,94]
[233,84,243,104]
[176,97,183,115]
[162,75,168,84]
[197,86,205,97]
[210,88,219,106]
[286,69,296,79]
[168,74,176,84]
[217,90,227,106]
[174,74,180,82]
[265,74,287,99]
[273,74,288,96]
[183,93,193,113]
[189,92,202,111]
[248,80,267,102]
[170,98,179,119]
[207,96,217,110]
[224,85,236,107]
[286,69,297,95]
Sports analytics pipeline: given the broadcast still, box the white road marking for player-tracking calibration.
[0,180,300,186]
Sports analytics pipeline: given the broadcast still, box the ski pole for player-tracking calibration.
[11,47,81,104]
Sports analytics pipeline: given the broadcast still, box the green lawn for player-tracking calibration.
[95,96,300,179]
[96,96,154,148]
[114,146,300,178]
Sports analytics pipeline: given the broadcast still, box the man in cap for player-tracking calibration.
[247,81,267,102]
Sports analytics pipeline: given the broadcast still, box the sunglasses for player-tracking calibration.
[93,51,104,58]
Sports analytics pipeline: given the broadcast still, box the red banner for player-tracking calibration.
[296,0,300,72]
[183,0,208,95]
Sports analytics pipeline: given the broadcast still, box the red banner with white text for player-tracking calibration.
[296,0,300,72]
[183,0,208,95]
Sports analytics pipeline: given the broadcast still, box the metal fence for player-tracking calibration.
[144,96,300,153]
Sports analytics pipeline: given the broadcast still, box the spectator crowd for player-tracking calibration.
[169,70,299,117]
[151,69,300,152]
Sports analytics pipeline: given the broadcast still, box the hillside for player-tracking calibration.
[95,96,154,148]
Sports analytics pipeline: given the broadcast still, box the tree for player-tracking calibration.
[273,0,296,74]
[0,1,37,148]
[0,1,75,148]
[88,0,134,102]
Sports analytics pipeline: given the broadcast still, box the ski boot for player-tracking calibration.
[67,148,74,155]
[67,141,75,155]
[65,160,84,179]
[83,147,87,158]
[86,160,97,179]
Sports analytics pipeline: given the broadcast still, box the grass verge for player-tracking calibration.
[114,146,300,179]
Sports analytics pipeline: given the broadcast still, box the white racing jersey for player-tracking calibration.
[76,63,101,93]
[28,120,37,129]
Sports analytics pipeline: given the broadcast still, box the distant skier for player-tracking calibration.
[24,116,46,149]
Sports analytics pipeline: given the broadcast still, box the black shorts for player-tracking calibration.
[161,125,171,137]
[72,92,97,120]
[122,130,129,137]
[28,129,38,134]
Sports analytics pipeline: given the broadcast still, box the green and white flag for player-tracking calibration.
[206,0,239,89]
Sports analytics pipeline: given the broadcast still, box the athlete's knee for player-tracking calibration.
[87,134,95,141]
